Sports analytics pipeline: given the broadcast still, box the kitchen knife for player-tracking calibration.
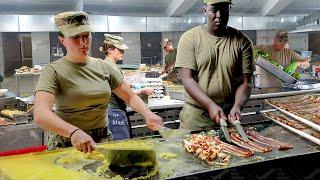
[220,118,231,143]
[232,120,249,142]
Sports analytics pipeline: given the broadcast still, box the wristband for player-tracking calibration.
[69,128,80,138]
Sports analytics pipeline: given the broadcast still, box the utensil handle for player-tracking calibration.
[220,118,227,126]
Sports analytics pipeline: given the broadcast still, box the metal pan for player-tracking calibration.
[256,56,297,84]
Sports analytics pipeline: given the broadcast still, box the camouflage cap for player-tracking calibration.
[204,0,232,5]
[54,11,91,37]
[161,38,171,48]
[100,34,128,52]
[275,30,289,43]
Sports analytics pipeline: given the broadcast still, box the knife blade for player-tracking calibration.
[220,118,231,143]
[232,120,249,142]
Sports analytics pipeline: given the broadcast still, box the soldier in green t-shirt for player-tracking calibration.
[99,34,153,140]
[34,11,163,153]
[100,34,153,111]
[160,38,180,83]
[175,0,254,130]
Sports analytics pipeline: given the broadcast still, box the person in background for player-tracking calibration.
[34,11,163,152]
[175,0,255,130]
[99,34,153,140]
[255,30,310,87]
[160,38,180,83]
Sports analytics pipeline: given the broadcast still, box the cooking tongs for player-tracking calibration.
[220,118,249,143]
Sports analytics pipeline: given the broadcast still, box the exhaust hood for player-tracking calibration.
[290,25,320,33]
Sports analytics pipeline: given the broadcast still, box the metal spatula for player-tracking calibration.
[231,120,249,142]
[220,118,232,143]
[93,145,156,167]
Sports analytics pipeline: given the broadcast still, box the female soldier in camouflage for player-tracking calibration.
[34,11,163,153]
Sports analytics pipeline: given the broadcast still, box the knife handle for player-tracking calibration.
[220,118,228,126]
[232,120,241,126]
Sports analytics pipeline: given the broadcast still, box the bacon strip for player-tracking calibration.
[213,137,253,157]
[245,130,294,150]
[230,132,272,153]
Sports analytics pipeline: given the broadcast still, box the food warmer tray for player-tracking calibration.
[263,111,320,145]
[265,100,320,131]
[283,79,320,90]
[256,56,297,84]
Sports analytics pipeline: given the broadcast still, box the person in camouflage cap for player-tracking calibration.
[160,38,180,83]
[175,0,255,130]
[255,30,310,87]
[100,34,153,140]
[54,11,91,37]
[34,11,163,152]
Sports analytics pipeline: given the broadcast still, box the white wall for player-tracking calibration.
[31,32,50,66]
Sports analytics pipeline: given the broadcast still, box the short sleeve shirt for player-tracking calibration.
[106,58,127,111]
[35,57,124,130]
[175,25,254,108]
[255,45,304,87]
[165,48,177,65]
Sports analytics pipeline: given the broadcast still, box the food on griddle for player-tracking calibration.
[245,130,294,150]
[0,118,6,125]
[1,109,27,119]
[212,136,253,157]
[267,95,320,124]
[183,134,231,166]
[312,131,320,139]
[230,132,272,153]
[266,112,308,130]
[159,153,178,160]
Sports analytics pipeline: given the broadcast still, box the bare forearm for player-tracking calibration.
[234,83,251,109]
[297,58,310,69]
[128,95,152,117]
[113,83,152,117]
[233,74,252,109]
[181,76,214,110]
[34,107,78,138]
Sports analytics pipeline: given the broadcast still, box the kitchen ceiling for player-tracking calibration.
[0,0,318,17]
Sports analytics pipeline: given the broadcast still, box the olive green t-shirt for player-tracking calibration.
[35,57,124,130]
[165,48,178,74]
[255,45,304,87]
[175,25,254,109]
[106,59,127,111]
[165,48,177,65]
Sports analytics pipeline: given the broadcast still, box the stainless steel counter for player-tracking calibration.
[250,87,320,100]
[0,122,43,152]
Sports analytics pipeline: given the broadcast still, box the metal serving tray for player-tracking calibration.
[265,100,320,131]
[263,111,320,146]
[283,79,320,90]
[256,56,297,84]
